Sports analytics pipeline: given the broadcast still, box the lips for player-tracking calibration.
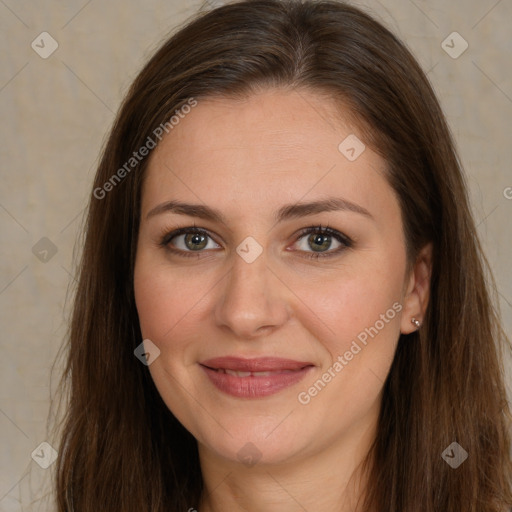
[199,357,314,398]
[201,356,312,372]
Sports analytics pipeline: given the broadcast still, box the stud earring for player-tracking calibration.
[411,317,421,328]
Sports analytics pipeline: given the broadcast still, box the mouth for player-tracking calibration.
[208,368,301,377]
[199,357,314,398]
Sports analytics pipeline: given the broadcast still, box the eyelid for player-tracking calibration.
[294,225,352,248]
[159,225,217,247]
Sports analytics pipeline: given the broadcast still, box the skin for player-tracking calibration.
[133,88,432,512]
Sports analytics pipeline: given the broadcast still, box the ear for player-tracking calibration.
[400,243,433,334]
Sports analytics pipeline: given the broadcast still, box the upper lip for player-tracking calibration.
[200,357,313,372]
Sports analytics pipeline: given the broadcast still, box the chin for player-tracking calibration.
[194,417,317,468]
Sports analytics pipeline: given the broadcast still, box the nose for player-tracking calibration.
[213,246,291,339]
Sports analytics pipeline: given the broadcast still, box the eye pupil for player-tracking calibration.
[309,233,331,252]
[185,232,207,250]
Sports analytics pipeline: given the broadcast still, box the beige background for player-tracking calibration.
[1,0,511,509]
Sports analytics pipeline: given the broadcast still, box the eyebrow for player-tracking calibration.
[146,196,373,223]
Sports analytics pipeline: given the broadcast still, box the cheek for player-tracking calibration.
[133,255,204,408]
[295,265,404,424]
[134,264,171,341]
[133,253,206,343]
[298,255,405,355]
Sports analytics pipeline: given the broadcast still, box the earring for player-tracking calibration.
[411,317,421,328]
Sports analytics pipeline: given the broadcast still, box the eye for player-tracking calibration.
[292,225,353,259]
[159,224,353,260]
[160,226,221,258]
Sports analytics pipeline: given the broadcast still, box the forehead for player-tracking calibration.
[150,88,361,165]
[141,88,399,226]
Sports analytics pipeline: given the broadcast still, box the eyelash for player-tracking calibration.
[158,224,353,260]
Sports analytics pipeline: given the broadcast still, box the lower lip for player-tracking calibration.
[200,365,313,398]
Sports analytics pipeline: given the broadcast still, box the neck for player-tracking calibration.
[197,418,376,512]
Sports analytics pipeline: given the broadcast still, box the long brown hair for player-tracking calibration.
[53,1,512,510]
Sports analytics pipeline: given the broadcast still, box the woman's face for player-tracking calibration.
[134,88,423,468]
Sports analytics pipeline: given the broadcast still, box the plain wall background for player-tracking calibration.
[1,0,511,509]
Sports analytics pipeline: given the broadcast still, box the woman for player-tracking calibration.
[54,0,512,510]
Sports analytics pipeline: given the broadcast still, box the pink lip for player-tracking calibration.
[199,357,314,398]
